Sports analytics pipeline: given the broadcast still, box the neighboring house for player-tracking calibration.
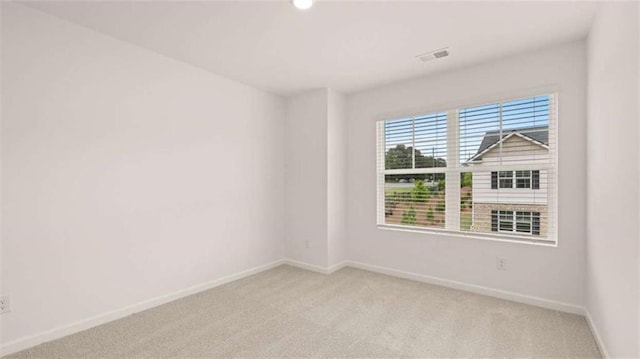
[465,126,549,237]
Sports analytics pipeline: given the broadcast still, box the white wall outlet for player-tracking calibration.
[0,296,10,314]
[496,257,507,271]
[304,240,310,249]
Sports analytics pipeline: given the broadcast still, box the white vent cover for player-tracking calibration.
[416,48,450,62]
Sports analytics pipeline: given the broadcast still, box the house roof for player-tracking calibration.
[467,125,549,162]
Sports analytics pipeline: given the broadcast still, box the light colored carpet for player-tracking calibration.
[5,265,601,358]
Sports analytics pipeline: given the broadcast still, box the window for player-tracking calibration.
[516,211,533,233]
[380,113,448,229]
[377,94,556,244]
[491,170,538,189]
[515,171,531,189]
[498,171,513,188]
[492,210,539,235]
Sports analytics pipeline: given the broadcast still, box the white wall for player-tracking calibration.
[1,3,285,347]
[586,2,640,357]
[285,89,329,267]
[347,41,587,306]
[0,2,4,347]
[285,88,348,268]
[4,2,637,356]
[327,89,348,266]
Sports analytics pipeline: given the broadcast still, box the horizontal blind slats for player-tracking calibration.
[378,94,557,243]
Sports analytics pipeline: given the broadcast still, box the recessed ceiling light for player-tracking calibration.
[292,0,314,10]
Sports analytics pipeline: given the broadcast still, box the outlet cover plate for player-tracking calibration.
[496,257,507,271]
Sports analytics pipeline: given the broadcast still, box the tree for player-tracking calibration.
[385,145,447,182]
[412,180,429,202]
[415,155,447,169]
[385,144,413,170]
[461,172,472,187]
[401,206,417,225]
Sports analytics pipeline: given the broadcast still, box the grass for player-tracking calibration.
[384,187,413,195]
[460,211,472,231]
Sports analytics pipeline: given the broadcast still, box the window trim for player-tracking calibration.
[496,210,533,235]
[492,170,540,190]
[498,171,514,189]
[377,224,555,247]
[376,92,558,246]
[515,171,532,189]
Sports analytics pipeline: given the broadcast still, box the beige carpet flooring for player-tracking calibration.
[6,265,601,358]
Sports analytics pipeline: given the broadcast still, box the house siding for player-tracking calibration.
[468,134,550,238]
[471,171,549,205]
[470,134,550,167]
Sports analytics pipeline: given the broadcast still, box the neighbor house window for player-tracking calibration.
[498,171,513,189]
[492,210,540,235]
[377,94,557,244]
[491,170,538,189]
[515,171,531,189]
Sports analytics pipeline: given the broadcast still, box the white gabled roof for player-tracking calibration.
[467,131,549,163]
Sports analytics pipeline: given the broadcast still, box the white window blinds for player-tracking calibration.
[380,113,448,229]
[377,94,557,244]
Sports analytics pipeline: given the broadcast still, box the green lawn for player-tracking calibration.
[460,211,472,231]
[384,187,413,195]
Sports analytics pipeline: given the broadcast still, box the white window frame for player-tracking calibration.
[376,93,558,246]
[498,171,514,189]
[498,210,533,234]
[515,170,532,189]
[498,170,532,189]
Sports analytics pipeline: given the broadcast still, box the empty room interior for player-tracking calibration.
[1,0,639,358]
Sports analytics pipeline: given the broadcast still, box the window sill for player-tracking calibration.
[377,224,557,247]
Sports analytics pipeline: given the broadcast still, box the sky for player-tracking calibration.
[384,95,550,169]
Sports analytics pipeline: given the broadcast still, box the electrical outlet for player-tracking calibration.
[496,257,507,271]
[0,296,10,314]
[304,240,310,249]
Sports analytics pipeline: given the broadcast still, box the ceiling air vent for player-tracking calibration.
[416,48,450,62]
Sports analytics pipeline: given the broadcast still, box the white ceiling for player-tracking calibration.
[25,1,597,96]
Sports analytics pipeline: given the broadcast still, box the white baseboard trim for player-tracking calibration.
[0,259,286,358]
[282,259,584,315]
[345,260,585,315]
[283,259,347,274]
[1,258,595,357]
[584,309,609,358]
[327,261,349,274]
